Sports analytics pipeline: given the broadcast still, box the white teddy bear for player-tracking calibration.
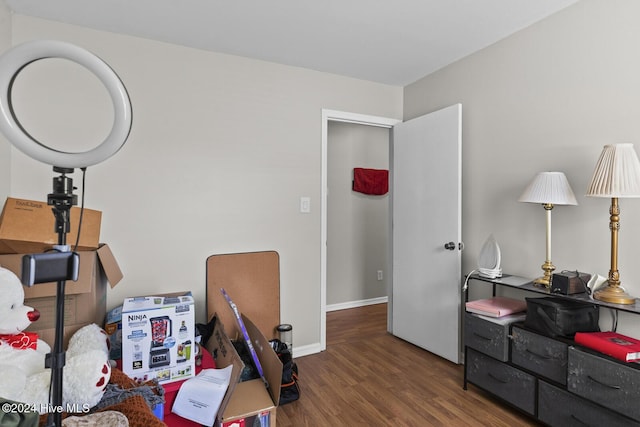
[0,266,111,414]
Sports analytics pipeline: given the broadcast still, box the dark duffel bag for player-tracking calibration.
[524,296,599,338]
[269,339,300,405]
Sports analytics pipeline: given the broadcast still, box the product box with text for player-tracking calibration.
[121,295,195,384]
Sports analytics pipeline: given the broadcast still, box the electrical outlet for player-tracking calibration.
[377,270,383,281]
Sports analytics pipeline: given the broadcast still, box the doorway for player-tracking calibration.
[321,109,400,351]
[326,121,390,308]
[321,106,462,360]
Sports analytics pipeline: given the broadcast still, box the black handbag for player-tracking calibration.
[524,296,600,338]
[270,339,300,405]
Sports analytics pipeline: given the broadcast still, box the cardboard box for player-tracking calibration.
[0,197,102,254]
[0,243,123,346]
[121,295,196,385]
[205,313,282,427]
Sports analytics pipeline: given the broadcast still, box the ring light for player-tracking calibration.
[0,40,132,168]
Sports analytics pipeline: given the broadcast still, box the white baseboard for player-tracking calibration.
[292,343,323,358]
[326,296,388,312]
[292,297,389,358]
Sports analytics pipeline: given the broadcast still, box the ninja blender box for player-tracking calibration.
[121,294,195,384]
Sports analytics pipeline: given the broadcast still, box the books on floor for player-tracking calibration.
[574,331,640,362]
[465,296,527,318]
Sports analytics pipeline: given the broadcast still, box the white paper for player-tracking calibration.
[171,365,233,425]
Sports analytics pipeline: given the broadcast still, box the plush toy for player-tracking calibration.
[0,266,111,414]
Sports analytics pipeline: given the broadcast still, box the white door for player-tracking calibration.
[391,104,462,363]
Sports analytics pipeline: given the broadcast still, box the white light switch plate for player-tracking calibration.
[300,197,311,213]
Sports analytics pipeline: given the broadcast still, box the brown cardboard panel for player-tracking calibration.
[0,197,101,254]
[96,243,124,288]
[205,313,281,427]
[242,314,282,406]
[205,314,245,419]
[206,251,280,339]
[221,380,275,421]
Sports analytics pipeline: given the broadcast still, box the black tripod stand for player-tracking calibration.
[44,166,78,427]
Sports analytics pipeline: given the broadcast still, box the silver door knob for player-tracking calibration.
[444,242,456,250]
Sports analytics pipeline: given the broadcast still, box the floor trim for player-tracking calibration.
[326,296,388,312]
[295,297,388,358]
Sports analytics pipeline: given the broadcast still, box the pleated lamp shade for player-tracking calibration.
[586,143,640,198]
[519,172,578,205]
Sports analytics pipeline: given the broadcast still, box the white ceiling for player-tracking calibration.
[4,0,579,86]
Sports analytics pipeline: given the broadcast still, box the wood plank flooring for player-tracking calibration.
[276,303,540,426]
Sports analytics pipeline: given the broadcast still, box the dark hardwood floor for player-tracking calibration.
[276,303,540,426]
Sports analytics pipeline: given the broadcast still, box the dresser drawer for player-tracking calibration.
[538,380,640,427]
[511,325,567,385]
[466,347,535,415]
[464,312,511,361]
[568,346,640,421]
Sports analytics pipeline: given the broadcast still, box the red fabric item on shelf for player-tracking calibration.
[353,167,389,195]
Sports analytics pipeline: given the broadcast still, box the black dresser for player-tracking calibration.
[463,274,640,426]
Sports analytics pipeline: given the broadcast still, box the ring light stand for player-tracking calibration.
[0,40,132,427]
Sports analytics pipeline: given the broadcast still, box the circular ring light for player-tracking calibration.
[0,40,132,168]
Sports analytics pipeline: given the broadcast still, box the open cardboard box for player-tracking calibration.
[205,313,282,427]
[0,244,123,346]
[0,197,102,254]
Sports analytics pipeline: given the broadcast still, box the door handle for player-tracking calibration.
[444,242,464,251]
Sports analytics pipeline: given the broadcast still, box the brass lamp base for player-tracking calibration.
[594,283,636,305]
[533,261,554,288]
[533,276,550,287]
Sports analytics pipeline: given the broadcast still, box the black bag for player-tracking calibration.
[524,296,600,338]
[270,339,300,405]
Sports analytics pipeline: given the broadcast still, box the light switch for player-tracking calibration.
[300,197,311,213]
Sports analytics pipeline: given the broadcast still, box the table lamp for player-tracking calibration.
[586,143,640,305]
[519,172,578,287]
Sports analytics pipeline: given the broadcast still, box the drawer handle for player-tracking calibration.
[570,414,591,426]
[587,375,621,390]
[488,372,508,384]
[525,348,550,360]
[473,332,492,341]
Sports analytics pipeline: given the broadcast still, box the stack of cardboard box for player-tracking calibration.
[0,197,123,346]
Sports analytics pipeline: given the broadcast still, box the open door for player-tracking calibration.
[391,104,462,363]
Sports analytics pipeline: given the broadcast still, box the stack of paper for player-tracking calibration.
[465,296,527,318]
[172,365,233,425]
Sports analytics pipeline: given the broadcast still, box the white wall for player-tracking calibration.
[405,0,640,335]
[327,121,389,306]
[3,15,403,353]
[0,2,10,200]
[8,0,637,353]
